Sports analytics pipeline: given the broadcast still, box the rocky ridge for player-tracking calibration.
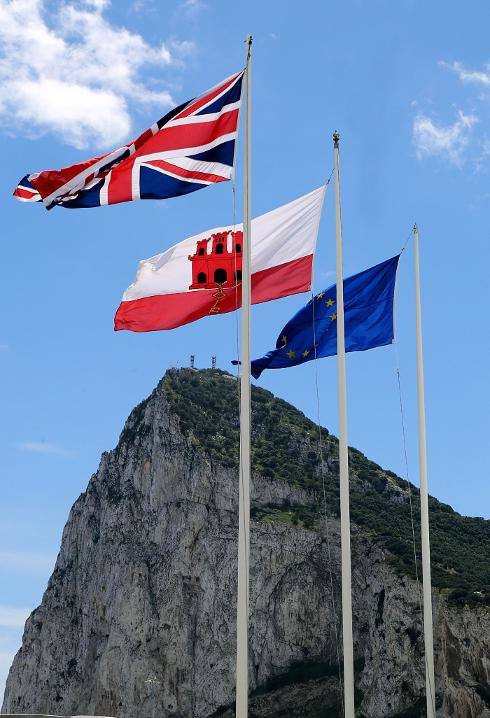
[2,369,489,718]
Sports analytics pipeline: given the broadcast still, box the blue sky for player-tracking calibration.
[1,0,489,700]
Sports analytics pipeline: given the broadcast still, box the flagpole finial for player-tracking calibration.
[244,34,252,62]
[333,130,340,147]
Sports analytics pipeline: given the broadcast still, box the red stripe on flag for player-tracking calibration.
[136,109,239,156]
[114,255,313,332]
[30,153,107,199]
[253,255,313,303]
[107,159,135,205]
[14,187,38,200]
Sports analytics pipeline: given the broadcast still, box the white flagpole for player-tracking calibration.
[413,223,436,718]
[333,131,355,718]
[236,34,252,718]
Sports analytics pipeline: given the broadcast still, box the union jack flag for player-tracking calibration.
[13,71,243,210]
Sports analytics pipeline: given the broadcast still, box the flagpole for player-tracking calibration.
[413,223,436,718]
[236,33,252,718]
[333,131,355,718]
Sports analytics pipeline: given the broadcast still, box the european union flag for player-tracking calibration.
[251,255,400,379]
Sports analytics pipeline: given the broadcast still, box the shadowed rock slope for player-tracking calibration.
[2,369,489,718]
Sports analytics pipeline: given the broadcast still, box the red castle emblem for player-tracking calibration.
[188,230,243,290]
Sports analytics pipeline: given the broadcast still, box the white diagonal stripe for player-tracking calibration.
[161,156,232,178]
[166,102,242,127]
[175,71,242,120]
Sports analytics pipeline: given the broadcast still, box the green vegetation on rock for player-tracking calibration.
[252,504,320,531]
[161,369,489,605]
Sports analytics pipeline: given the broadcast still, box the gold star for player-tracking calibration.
[330,312,337,321]
[302,349,310,358]
[325,298,335,307]
[315,292,324,299]
[281,335,287,346]
[287,350,296,359]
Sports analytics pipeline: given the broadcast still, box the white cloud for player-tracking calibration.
[11,79,130,149]
[0,0,192,149]
[84,0,110,8]
[440,60,490,87]
[0,606,31,628]
[16,441,74,457]
[412,110,478,166]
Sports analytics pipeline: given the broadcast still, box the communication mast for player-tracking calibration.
[190,355,195,369]
[211,356,217,369]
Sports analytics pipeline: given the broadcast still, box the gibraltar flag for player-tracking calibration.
[115,186,326,332]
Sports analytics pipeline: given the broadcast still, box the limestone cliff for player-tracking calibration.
[2,369,489,717]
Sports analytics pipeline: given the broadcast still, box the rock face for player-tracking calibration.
[2,369,489,718]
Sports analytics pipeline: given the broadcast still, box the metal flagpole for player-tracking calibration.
[413,223,436,718]
[236,33,252,718]
[333,131,355,718]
